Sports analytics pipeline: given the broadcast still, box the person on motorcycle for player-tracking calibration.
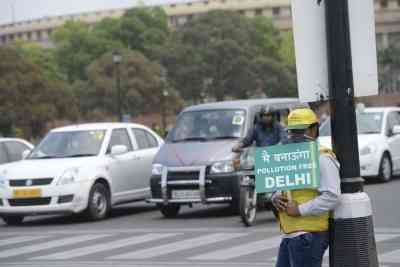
[271,108,341,267]
[232,106,287,153]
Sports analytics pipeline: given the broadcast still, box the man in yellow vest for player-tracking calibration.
[271,108,341,267]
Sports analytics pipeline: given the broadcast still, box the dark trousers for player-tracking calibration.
[276,232,329,267]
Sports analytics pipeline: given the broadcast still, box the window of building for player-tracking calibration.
[204,1,209,5]
[187,2,192,6]
[48,29,53,36]
[9,34,14,41]
[171,4,176,8]
[239,10,245,15]
[380,0,388,8]
[255,9,263,16]
[397,0,400,7]
[27,32,32,40]
[37,31,42,39]
[272,7,281,16]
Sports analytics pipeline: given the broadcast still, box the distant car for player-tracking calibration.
[0,138,34,165]
[319,107,400,182]
[0,123,163,225]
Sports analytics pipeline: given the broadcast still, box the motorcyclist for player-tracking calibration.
[232,106,287,153]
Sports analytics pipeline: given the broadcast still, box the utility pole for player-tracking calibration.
[112,50,122,122]
[325,0,378,266]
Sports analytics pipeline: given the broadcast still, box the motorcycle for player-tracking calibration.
[238,147,273,227]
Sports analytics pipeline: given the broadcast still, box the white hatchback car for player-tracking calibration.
[0,123,163,225]
[319,107,400,182]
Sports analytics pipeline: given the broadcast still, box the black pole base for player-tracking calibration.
[330,193,379,267]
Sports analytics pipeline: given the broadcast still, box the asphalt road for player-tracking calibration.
[1,178,400,267]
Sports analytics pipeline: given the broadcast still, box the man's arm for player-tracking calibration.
[232,126,256,152]
[286,154,341,217]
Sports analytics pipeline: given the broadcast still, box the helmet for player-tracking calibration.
[287,108,319,130]
[259,106,276,116]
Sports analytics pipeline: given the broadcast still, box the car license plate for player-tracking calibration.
[172,190,200,200]
[13,188,42,199]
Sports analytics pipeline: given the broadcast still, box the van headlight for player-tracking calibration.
[152,164,164,176]
[57,168,78,185]
[210,161,235,174]
[360,144,377,156]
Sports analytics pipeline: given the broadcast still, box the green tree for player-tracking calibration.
[52,20,123,83]
[378,46,400,94]
[119,7,169,58]
[279,31,296,67]
[161,11,296,102]
[0,46,77,139]
[14,40,61,81]
[83,49,182,119]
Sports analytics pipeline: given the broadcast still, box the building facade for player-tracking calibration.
[0,0,399,50]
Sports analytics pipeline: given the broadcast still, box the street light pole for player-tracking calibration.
[324,0,378,266]
[160,69,169,131]
[112,50,122,122]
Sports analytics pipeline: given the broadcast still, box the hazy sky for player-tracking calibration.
[0,0,194,25]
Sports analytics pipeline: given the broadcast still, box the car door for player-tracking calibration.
[386,111,400,172]
[3,141,31,162]
[107,128,137,201]
[131,128,160,196]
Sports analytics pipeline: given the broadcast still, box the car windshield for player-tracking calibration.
[29,130,106,159]
[167,109,246,143]
[319,112,383,136]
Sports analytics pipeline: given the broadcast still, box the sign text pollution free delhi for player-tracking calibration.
[255,141,320,193]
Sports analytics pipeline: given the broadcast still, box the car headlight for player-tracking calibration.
[57,168,79,185]
[360,144,377,156]
[152,164,164,176]
[0,170,8,187]
[210,161,235,174]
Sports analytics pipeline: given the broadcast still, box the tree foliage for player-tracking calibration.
[81,49,182,119]
[162,11,297,102]
[0,46,77,138]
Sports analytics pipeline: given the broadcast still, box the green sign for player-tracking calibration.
[255,141,320,193]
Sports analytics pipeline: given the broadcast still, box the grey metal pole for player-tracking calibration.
[116,63,122,122]
[324,0,379,266]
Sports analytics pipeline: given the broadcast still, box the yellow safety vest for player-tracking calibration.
[277,146,336,234]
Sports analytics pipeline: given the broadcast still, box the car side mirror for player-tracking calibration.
[111,145,128,156]
[392,125,400,135]
[22,149,31,159]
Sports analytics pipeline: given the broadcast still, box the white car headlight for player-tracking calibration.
[152,164,164,176]
[57,168,79,185]
[0,170,8,187]
[360,144,377,156]
[210,161,235,174]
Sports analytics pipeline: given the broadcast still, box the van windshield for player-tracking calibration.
[167,109,246,143]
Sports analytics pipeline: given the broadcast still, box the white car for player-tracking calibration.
[0,123,163,225]
[319,107,400,182]
[0,138,34,165]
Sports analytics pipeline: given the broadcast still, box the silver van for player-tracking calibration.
[148,98,302,217]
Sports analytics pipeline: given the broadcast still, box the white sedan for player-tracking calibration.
[0,123,163,225]
[319,107,400,182]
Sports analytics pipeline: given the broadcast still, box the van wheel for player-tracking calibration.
[85,183,111,221]
[379,153,392,183]
[2,215,24,226]
[157,204,180,218]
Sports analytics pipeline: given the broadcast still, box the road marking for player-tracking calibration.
[0,234,108,258]
[190,235,282,260]
[33,233,179,260]
[0,235,50,247]
[380,249,400,263]
[109,233,247,260]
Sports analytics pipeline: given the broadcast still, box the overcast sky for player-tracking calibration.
[0,0,194,25]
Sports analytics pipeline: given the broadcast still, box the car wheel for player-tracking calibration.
[2,215,24,226]
[85,183,111,221]
[379,153,392,183]
[157,204,180,218]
